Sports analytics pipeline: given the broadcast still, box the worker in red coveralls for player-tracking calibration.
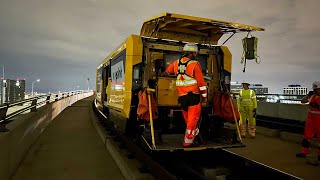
[296,81,320,161]
[164,43,207,148]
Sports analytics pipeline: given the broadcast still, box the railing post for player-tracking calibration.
[31,98,38,112]
[46,95,51,104]
[0,103,9,132]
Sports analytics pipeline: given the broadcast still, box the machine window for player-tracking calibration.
[133,63,142,83]
[164,52,208,74]
[164,53,181,66]
[111,49,126,85]
[132,63,143,90]
[196,54,208,74]
[97,66,103,93]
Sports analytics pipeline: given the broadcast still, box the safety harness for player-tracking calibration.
[176,58,197,87]
[241,32,261,73]
[309,95,320,114]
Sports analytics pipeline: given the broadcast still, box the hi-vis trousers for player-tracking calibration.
[179,93,201,147]
[239,106,256,137]
[300,114,320,155]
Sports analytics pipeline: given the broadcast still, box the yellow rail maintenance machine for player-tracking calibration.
[95,12,264,152]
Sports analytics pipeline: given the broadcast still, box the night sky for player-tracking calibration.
[1,0,319,93]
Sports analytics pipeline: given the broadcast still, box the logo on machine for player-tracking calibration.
[113,67,123,81]
[111,61,124,83]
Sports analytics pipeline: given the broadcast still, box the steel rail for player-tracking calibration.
[93,99,301,179]
[93,100,177,180]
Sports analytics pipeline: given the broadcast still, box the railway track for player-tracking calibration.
[153,149,301,180]
[257,115,305,134]
[93,101,301,180]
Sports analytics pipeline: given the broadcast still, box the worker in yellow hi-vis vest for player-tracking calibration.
[237,82,257,138]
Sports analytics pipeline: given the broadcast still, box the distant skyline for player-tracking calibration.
[1,0,319,93]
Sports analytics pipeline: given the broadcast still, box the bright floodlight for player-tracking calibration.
[37,79,40,82]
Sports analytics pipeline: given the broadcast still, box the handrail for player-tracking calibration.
[6,95,47,107]
[230,93,304,103]
[0,90,93,132]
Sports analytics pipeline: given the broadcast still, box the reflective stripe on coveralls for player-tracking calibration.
[309,110,320,114]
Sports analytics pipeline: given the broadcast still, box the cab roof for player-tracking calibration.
[140,12,264,45]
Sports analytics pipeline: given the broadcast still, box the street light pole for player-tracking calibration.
[0,66,4,104]
[87,78,89,91]
[0,66,3,80]
[31,79,40,97]
[31,82,34,97]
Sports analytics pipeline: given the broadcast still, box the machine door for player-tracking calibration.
[140,12,264,45]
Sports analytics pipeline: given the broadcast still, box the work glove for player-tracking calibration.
[308,91,315,97]
[253,112,257,118]
[253,108,257,117]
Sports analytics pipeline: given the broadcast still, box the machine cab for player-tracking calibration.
[140,12,264,107]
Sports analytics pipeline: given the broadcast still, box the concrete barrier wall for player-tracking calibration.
[0,92,93,180]
[257,102,309,121]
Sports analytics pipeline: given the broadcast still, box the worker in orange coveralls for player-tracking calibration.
[296,81,320,162]
[164,43,207,147]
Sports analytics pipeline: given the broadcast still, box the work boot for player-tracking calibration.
[183,136,202,148]
[239,124,246,138]
[248,125,256,138]
[184,142,200,148]
[296,152,307,158]
[193,137,202,147]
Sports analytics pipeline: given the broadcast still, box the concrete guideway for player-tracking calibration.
[229,134,320,180]
[5,94,318,180]
[12,97,124,180]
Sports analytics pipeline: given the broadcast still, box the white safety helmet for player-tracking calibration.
[312,81,320,90]
[183,43,198,52]
[241,82,250,86]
